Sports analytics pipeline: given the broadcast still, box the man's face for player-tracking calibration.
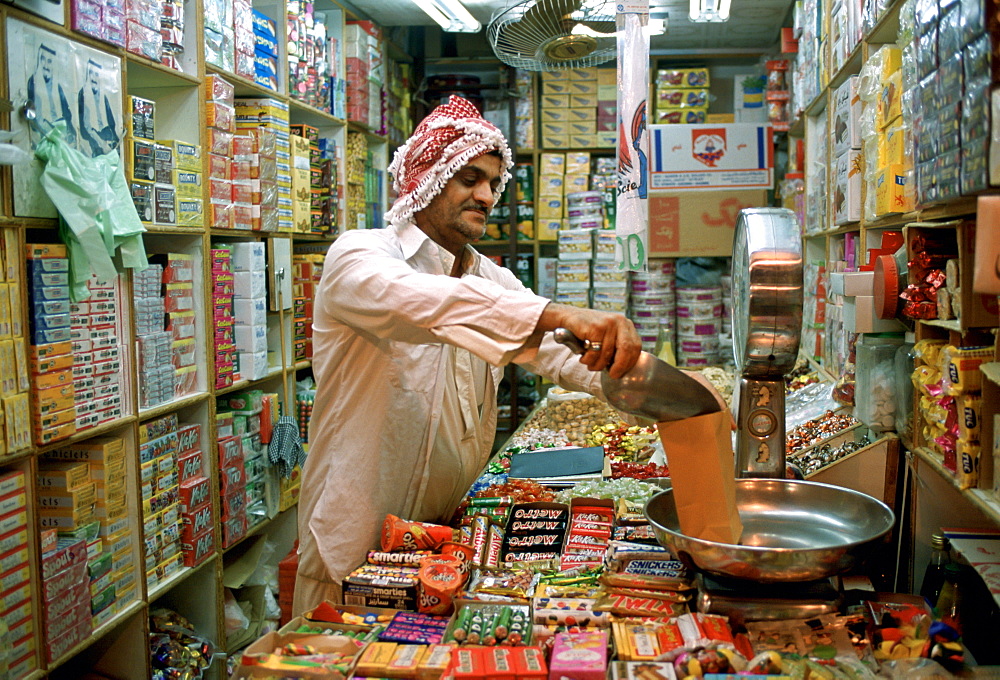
[415,153,503,253]
[88,65,100,92]
[37,49,53,84]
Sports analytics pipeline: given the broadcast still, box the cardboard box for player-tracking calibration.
[834,149,862,225]
[231,631,361,678]
[649,124,773,190]
[648,190,768,257]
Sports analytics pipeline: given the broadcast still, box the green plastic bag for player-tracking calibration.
[34,121,147,300]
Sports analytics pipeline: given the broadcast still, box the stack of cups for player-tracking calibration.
[675,285,723,366]
[629,259,676,353]
[720,274,733,335]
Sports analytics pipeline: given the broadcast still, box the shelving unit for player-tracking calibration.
[789,0,1000,596]
[0,0,412,673]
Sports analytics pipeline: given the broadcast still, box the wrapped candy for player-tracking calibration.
[149,608,215,680]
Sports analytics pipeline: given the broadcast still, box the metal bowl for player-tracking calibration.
[644,479,895,582]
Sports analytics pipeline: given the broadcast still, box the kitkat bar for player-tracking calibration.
[180,502,213,542]
[182,529,215,567]
[177,450,205,483]
[177,423,201,453]
[179,476,210,512]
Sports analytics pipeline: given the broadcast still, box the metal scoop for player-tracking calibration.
[553,328,721,422]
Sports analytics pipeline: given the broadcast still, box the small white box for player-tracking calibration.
[234,324,268,353]
[844,295,906,333]
[843,271,874,296]
[233,297,267,326]
[233,271,266,299]
[238,351,270,380]
[834,149,861,225]
[230,242,266,272]
[833,75,862,155]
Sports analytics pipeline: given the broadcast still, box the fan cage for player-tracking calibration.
[487,0,618,71]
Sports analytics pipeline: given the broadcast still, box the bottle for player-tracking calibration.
[919,533,950,606]
[934,562,964,634]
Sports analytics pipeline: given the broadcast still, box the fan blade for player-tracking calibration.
[498,0,585,55]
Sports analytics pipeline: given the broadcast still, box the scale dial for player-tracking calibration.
[730,208,804,379]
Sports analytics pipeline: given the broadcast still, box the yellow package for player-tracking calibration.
[958,393,982,441]
[958,439,981,490]
[942,345,994,395]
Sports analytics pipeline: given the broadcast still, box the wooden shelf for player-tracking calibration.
[46,599,146,673]
[290,233,338,241]
[216,367,285,396]
[138,392,211,421]
[144,224,207,235]
[294,361,312,371]
[206,63,280,99]
[866,0,904,45]
[125,55,200,88]
[148,553,218,602]
[288,98,346,128]
[915,446,1000,526]
[828,41,865,92]
[37,417,137,456]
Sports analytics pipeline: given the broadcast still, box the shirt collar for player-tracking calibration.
[394,220,480,276]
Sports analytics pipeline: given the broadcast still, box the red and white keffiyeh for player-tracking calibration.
[385,95,513,228]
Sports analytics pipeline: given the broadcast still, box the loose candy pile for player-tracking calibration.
[150,608,215,680]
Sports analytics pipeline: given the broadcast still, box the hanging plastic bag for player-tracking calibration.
[0,131,31,165]
[33,121,147,300]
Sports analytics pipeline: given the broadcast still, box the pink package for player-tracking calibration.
[548,630,608,680]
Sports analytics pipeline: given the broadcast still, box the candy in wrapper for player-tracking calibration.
[417,558,464,616]
[593,592,689,617]
[958,393,982,441]
[467,567,535,599]
[958,439,981,490]
[485,522,505,568]
[367,550,432,566]
[441,541,476,575]
[942,345,994,395]
[381,514,453,552]
[470,514,491,566]
[532,597,611,628]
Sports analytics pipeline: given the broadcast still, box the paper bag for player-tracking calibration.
[657,409,743,545]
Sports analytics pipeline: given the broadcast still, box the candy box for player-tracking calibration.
[232,632,363,678]
[549,630,608,680]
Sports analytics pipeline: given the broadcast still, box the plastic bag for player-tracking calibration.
[33,121,147,300]
[223,588,250,635]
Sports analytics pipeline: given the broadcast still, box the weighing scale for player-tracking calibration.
[731,207,804,478]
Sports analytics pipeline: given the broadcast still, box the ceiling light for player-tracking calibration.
[412,0,481,32]
[689,0,731,22]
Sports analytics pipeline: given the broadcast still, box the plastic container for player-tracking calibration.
[676,285,722,302]
[567,215,602,230]
[675,300,723,318]
[565,190,603,208]
[677,335,720,353]
[676,317,721,337]
[629,292,673,307]
[893,334,916,438]
[855,335,905,433]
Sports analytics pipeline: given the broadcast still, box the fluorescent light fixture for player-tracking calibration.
[689,0,731,22]
[412,0,481,32]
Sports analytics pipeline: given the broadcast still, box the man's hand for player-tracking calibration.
[536,303,642,379]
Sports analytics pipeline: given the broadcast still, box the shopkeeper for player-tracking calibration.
[293,95,723,615]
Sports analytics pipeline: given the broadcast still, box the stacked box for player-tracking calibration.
[124,0,164,63]
[27,244,76,446]
[164,254,197,397]
[71,0,127,47]
[235,97,291,231]
[231,242,269,380]
[134,264,174,409]
[176,422,214,567]
[514,68,535,150]
[345,131,368,230]
[0,231,30,456]
[212,247,236,389]
[291,124,339,236]
[0,471,35,676]
[70,273,126,434]
[158,140,204,228]
[292,250,325,360]
[231,0,254,80]
[536,152,566,240]
[158,0,186,71]
[287,2,330,105]
[139,415,184,590]
[205,75,236,229]
[253,9,280,92]
[539,68,610,149]
[384,58,413,145]
[40,537,90,665]
[203,0,234,71]
[216,391,265,547]
[48,436,133,617]
[345,21,383,128]
[654,67,710,124]
[47,437,130,628]
[289,133,312,233]
[235,127,279,232]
